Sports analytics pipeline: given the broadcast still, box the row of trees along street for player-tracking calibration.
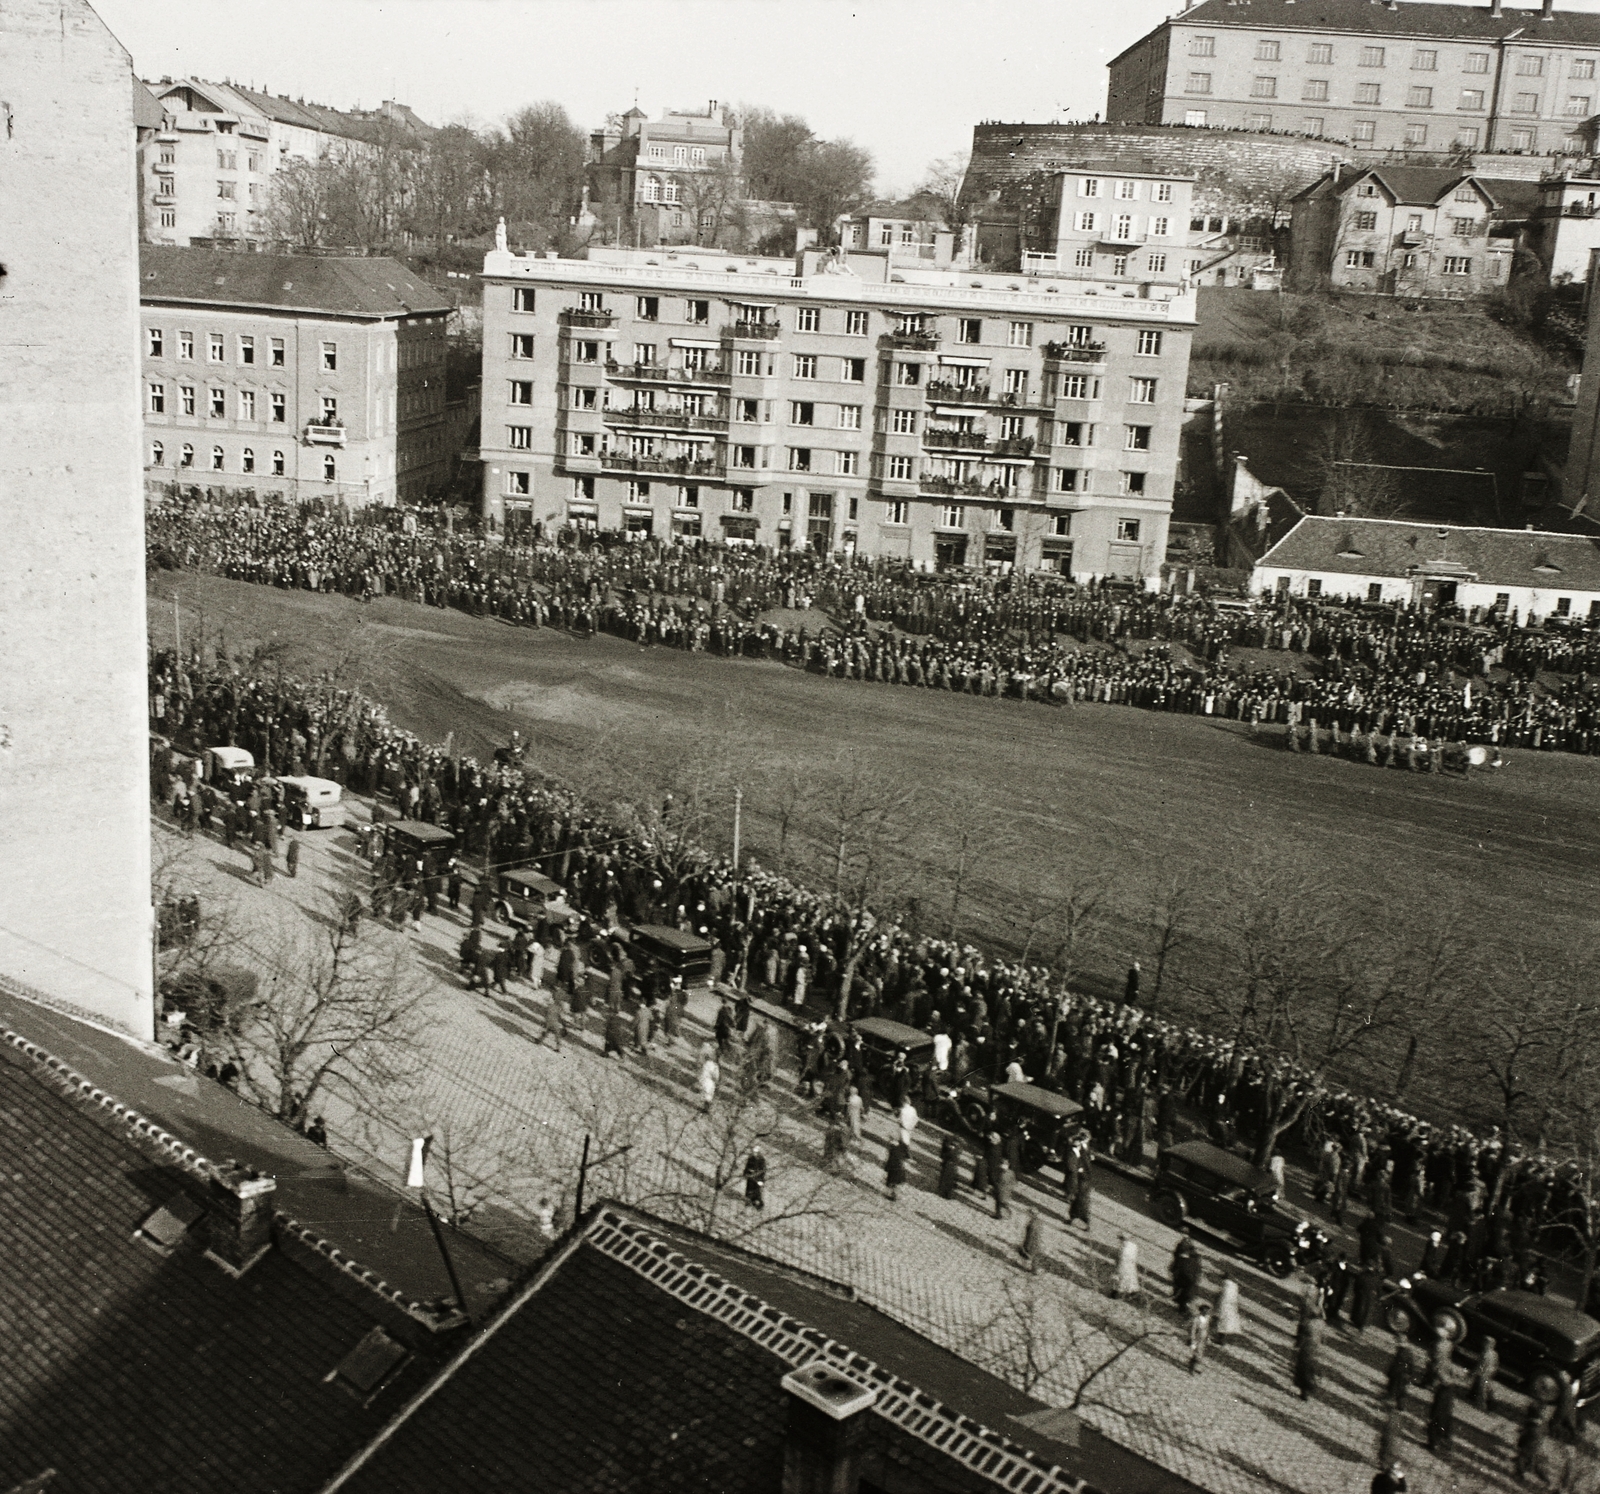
[264,101,891,258]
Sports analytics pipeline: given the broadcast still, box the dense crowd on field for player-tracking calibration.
[147,628,1600,1307]
[148,499,1600,754]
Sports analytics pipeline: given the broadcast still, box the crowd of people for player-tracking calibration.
[148,621,1600,1317]
[148,498,1600,755]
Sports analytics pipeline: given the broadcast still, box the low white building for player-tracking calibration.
[1252,516,1600,623]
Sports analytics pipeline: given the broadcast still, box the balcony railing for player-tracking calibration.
[561,308,617,328]
[724,320,781,340]
[604,408,728,431]
[885,331,941,351]
[1042,342,1107,363]
[1099,230,1148,246]
[920,474,1029,499]
[923,428,989,451]
[600,452,720,476]
[304,423,346,447]
[925,380,990,405]
[605,360,731,384]
[990,437,1036,459]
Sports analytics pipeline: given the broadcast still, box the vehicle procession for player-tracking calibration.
[147,715,1600,1457]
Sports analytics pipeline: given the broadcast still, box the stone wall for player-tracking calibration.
[965,122,1592,216]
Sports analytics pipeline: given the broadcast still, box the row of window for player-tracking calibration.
[1188,34,1590,78]
[1349,210,1481,237]
[146,329,336,370]
[146,383,339,423]
[1201,110,1535,148]
[558,477,1144,540]
[544,413,1147,445]
[521,369,1157,404]
[1072,178,1177,202]
[1185,71,1589,118]
[643,143,709,165]
[521,289,1167,352]
[148,441,337,479]
[212,149,266,171]
[1343,250,1488,276]
[1071,211,1175,238]
[1275,577,1596,616]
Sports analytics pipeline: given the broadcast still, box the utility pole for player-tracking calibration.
[407,1136,470,1320]
[574,1131,633,1220]
[731,786,742,876]
[173,592,182,658]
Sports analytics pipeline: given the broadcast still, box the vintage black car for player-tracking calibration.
[1387,1280,1600,1408]
[627,924,714,986]
[955,1080,1086,1180]
[383,820,458,878]
[837,1017,938,1098]
[1152,1140,1302,1278]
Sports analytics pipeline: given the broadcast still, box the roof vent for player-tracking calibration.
[135,1190,203,1255]
[1533,553,1562,573]
[1337,534,1366,559]
[325,1326,410,1405]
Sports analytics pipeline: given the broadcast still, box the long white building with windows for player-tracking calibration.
[478,237,1196,579]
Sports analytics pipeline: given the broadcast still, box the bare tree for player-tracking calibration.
[916,151,971,231]
[678,155,748,248]
[1039,869,1114,1065]
[1306,414,1405,518]
[1141,872,1200,1016]
[221,892,429,1129]
[958,1275,1174,1411]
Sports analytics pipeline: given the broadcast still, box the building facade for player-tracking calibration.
[1109,0,1600,156]
[1253,515,1600,620]
[142,79,427,247]
[478,241,1195,581]
[141,248,455,506]
[1523,168,1600,282]
[0,0,154,1036]
[587,102,745,248]
[1287,163,1530,293]
[1011,164,1198,287]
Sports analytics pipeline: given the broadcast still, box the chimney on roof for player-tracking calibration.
[1490,0,1502,14]
[205,1159,277,1276]
[780,1363,877,1494]
[1542,0,1555,16]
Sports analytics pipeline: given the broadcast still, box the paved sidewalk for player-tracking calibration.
[155,808,1575,1494]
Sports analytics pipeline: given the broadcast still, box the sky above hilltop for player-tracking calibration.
[95,0,1600,193]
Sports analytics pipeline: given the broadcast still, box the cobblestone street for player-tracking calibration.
[159,808,1572,1494]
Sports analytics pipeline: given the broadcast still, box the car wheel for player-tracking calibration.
[1155,1192,1186,1228]
[1529,1367,1562,1405]
[1263,1243,1295,1279]
[957,1099,988,1136]
[494,900,511,924]
[1431,1307,1468,1344]
[1385,1301,1414,1336]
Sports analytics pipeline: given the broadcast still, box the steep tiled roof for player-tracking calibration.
[331,1210,1127,1494]
[0,1037,422,1494]
[1258,516,1600,588]
[1163,0,1600,44]
[140,247,454,319]
[1297,166,1545,217]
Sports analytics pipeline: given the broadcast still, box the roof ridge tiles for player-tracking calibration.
[0,1026,215,1179]
[587,1209,1098,1494]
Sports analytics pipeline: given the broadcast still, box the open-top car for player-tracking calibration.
[1386,1280,1600,1408]
[1152,1140,1302,1278]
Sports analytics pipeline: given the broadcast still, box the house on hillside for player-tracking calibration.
[1524,167,1600,283]
[1252,514,1600,619]
[1287,164,1534,295]
[836,193,972,267]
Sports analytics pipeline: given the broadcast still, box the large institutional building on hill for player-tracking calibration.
[140,247,455,507]
[477,238,1196,582]
[1109,0,1600,156]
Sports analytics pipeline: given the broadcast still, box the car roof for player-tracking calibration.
[208,746,254,768]
[991,1081,1084,1119]
[852,1018,934,1049]
[1162,1140,1277,1191]
[276,776,341,794]
[387,820,457,843]
[630,924,713,953]
[503,867,562,893]
[1480,1291,1600,1347]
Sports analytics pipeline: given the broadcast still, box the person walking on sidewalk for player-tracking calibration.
[846,1085,864,1142]
[937,1134,961,1199]
[1018,1210,1043,1273]
[697,1045,720,1113]
[285,834,300,879]
[1114,1235,1142,1301]
[1187,1300,1213,1374]
[993,1159,1015,1221]
[886,1139,909,1202]
[1215,1271,1242,1340]
[1470,1337,1499,1414]
[743,1146,766,1210]
[1293,1314,1323,1401]
[539,992,566,1053]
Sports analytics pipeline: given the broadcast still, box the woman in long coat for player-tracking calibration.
[886,1139,910,1201]
[1293,1314,1323,1400]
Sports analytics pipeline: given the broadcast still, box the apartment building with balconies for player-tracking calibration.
[1109,0,1600,156]
[142,79,428,247]
[140,247,454,506]
[1287,162,1535,293]
[478,240,1195,582]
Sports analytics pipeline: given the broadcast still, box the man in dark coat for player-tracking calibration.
[1171,1234,1204,1311]
[284,835,300,879]
[937,1135,961,1199]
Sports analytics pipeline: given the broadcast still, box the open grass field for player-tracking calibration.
[150,573,1600,1129]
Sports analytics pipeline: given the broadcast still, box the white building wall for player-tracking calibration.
[0,0,154,1037]
[1250,566,1600,622]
